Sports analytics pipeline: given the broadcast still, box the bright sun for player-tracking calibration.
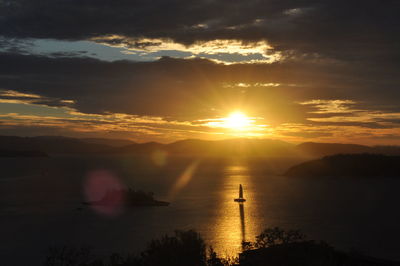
[225,111,251,130]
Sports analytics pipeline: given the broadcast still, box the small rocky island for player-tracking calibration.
[285,154,400,177]
[84,188,169,207]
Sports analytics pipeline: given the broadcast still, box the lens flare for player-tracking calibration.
[151,150,168,167]
[167,160,200,200]
[84,169,125,216]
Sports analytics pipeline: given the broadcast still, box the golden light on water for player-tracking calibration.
[210,163,259,256]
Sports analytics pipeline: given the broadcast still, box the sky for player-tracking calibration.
[0,0,399,144]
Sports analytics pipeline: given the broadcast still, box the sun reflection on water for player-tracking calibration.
[211,163,259,257]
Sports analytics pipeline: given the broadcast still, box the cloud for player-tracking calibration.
[0,51,400,124]
[92,36,280,64]
[300,99,400,129]
[0,89,42,99]
[272,122,400,145]
[0,88,76,108]
[0,0,399,144]
[298,99,360,115]
[1,94,399,144]
[0,103,268,142]
[1,0,399,64]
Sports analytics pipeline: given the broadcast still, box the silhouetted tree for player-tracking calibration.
[140,230,206,266]
[44,230,210,266]
[44,228,398,266]
[254,227,306,248]
[207,247,224,266]
[44,246,93,266]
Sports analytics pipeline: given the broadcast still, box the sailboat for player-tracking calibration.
[234,184,246,202]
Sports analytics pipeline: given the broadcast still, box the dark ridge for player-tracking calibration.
[110,141,166,154]
[285,154,400,177]
[295,142,374,157]
[80,137,136,147]
[107,138,294,157]
[0,149,48,157]
[1,135,400,158]
[166,138,294,157]
[0,135,113,154]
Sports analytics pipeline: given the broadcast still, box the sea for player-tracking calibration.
[1,154,400,265]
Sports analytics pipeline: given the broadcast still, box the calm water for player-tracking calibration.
[1,155,400,265]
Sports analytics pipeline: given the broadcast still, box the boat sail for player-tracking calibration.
[234,184,246,202]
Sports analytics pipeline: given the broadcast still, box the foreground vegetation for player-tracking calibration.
[44,227,399,266]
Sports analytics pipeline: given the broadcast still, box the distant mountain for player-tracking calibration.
[0,136,112,154]
[1,135,400,158]
[103,138,296,157]
[373,145,400,156]
[285,154,400,177]
[0,149,48,157]
[165,138,294,157]
[111,142,165,154]
[294,142,400,158]
[295,142,374,157]
[113,139,400,158]
[81,138,135,147]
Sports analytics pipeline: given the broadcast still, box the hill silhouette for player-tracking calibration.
[166,138,294,157]
[1,135,400,157]
[285,154,400,177]
[0,149,48,157]
[110,139,400,158]
[0,136,113,154]
[102,138,296,157]
[112,141,165,154]
[295,142,374,157]
[80,137,135,147]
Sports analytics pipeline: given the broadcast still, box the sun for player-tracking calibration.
[225,111,251,130]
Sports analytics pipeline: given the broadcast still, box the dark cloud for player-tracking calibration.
[307,121,397,130]
[0,0,308,41]
[0,51,399,122]
[47,51,89,58]
[1,0,399,64]
[0,37,33,53]
[0,0,398,144]
[0,1,399,123]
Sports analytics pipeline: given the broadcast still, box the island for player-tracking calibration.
[285,154,400,177]
[83,188,169,207]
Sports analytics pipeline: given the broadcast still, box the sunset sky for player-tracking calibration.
[0,0,399,144]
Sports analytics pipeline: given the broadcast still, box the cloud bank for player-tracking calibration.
[0,0,399,143]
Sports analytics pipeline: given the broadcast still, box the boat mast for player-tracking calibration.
[234,184,246,202]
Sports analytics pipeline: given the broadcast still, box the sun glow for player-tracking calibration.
[225,111,252,130]
[200,111,269,137]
